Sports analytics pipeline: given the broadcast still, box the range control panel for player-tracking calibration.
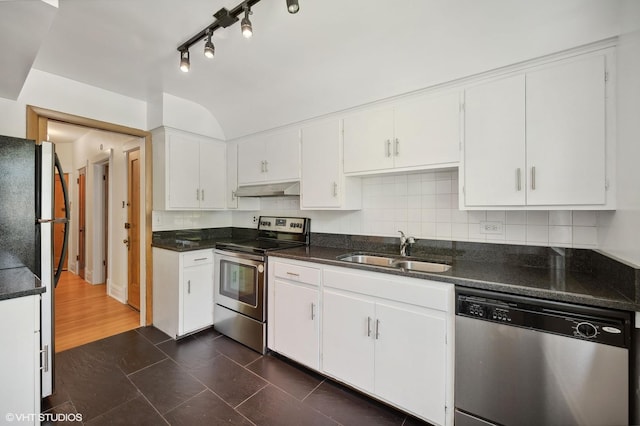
[258,216,308,234]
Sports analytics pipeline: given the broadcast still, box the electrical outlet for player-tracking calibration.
[480,221,504,234]
[253,216,258,223]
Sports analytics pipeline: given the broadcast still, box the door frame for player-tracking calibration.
[26,105,154,325]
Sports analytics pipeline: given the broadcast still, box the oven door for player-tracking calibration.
[214,249,265,322]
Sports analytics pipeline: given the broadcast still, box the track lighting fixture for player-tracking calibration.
[241,4,253,38]
[179,49,190,72]
[204,31,215,58]
[286,0,299,14]
[177,0,300,71]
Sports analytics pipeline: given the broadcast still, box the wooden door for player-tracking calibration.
[127,150,141,310]
[54,173,69,270]
[78,168,86,279]
[103,165,109,282]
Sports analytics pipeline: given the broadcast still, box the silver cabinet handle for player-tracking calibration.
[231,190,236,200]
[196,188,200,201]
[201,189,205,201]
[261,160,265,173]
[531,166,536,190]
[264,160,268,173]
[187,280,191,294]
[194,257,208,261]
[311,303,316,320]
[394,138,399,156]
[367,316,372,337]
[385,139,391,157]
[375,319,380,339]
[286,271,299,277]
[41,345,49,372]
[333,182,338,197]
[516,168,521,191]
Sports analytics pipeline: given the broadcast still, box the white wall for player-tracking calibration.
[147,93,225,140]
[598,0,640,267]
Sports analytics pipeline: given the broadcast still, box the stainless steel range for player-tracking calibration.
[214,216,310,353]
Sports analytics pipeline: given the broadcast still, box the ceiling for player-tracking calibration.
[1,0,623,140]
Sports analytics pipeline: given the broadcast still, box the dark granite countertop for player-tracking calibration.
[151,227,258,252]
[268,245,640,312]
[0,267,44,301]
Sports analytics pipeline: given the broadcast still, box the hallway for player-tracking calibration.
[55,271,139,352]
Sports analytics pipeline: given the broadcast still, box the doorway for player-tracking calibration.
[127,150,141,310]
[77,167,86,279]
[26,105,153,326]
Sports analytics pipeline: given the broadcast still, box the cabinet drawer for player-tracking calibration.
[183,250,213,267]
[274,262,320,286]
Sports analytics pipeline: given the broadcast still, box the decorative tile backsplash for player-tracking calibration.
[155,170,599,249]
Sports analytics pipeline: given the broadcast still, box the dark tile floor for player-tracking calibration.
[42,327,432,425]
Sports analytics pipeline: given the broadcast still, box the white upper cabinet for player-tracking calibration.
[525,54,606,206]
[462,50,613,209]
[301,120,361,210]
[393,91,461,169]
[463,74,526,206]
[153,127,226,210]
[237,129,300,185]
[343,90,461,175]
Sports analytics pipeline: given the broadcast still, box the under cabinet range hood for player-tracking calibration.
[235,181,300,197]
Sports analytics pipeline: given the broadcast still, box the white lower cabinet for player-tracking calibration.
[0,295,40,425]
[268,258,453,426]
[153,248,214,338]
[269,260,321,370]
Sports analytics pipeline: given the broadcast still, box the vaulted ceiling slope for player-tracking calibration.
[1,0,622,139]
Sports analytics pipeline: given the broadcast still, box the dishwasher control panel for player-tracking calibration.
[457,297,520,324]
[456,290,630,349]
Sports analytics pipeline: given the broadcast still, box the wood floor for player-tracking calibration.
[55,271,140,352]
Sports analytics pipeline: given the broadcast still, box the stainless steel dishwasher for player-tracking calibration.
[455,288,631,426]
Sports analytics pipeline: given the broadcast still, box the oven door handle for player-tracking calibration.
[214,249,265,263]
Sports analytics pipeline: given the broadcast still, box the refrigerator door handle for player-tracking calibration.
[53,153,70,288]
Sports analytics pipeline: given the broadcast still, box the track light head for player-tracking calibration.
[286,0,299,14]
[204,32,215,58]
[241,5,253,38]
[179,49,190,72]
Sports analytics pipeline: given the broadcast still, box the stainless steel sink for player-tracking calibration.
[337,253,451,273]
[337,254,396,267]
[391,260,451,273]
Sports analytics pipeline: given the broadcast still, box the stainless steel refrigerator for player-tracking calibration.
[0,135,70,398]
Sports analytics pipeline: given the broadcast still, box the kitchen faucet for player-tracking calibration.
[398,231,416,257]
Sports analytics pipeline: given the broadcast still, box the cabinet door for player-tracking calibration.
[182,263,213,335]
[322,290,375,392]
[226,142,238,209]
[273,280,319,369]
[167,133,200,209]
[0,296,39,422]
[526,55,606,205]
[394,91,461,169]
[374,302,447,425]
[343,108,395,173]
[301,120,341,208]
[238,137,266,185]
[463,75,526,206]
[199,140,226,209]
[264,129,300,182]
